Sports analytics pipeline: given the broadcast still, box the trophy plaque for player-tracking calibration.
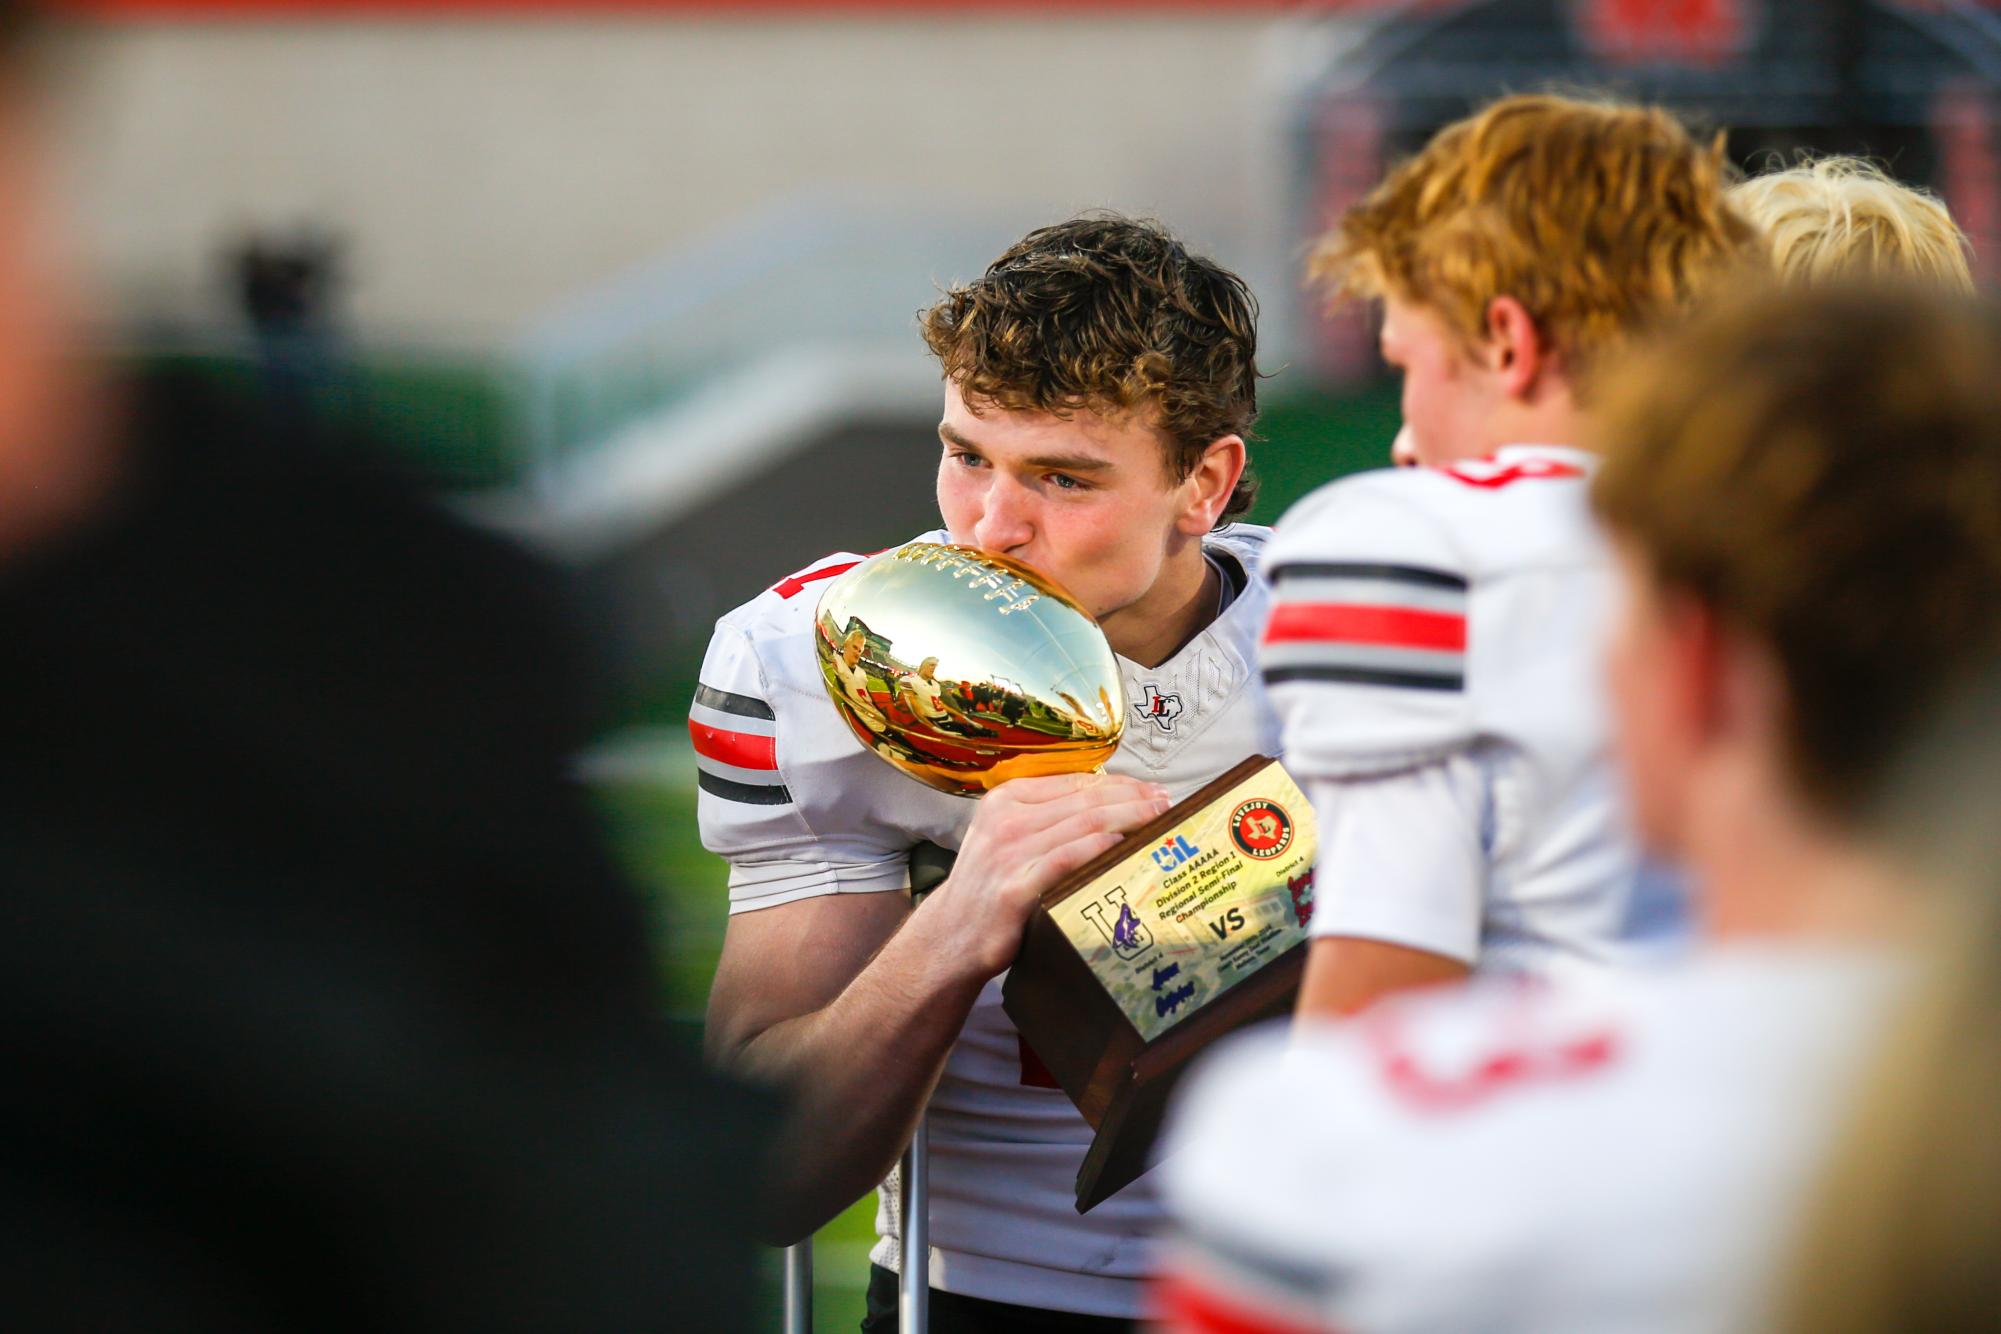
[813,543,1316,1213]
[1002,754,1316,1211]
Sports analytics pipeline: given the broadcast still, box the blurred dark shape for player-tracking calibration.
[0,369,770,1331]
[229,228,346,418]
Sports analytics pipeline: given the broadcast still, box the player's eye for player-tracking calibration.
[945,448,986,470]
[1048,473,1086,491]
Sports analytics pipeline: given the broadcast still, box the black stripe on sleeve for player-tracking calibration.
[1267,561,1469,591]
[697,771,794,805]
[694,683,777,721]
[1264,665,1465,692]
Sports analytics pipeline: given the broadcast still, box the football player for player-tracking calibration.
[1261,94,1760,1018]
[1156,283,2001,1334]
[695,215,1277,1331]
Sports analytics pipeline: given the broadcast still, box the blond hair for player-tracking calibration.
[1310,93,1760,379]
[1732,156,1974,293]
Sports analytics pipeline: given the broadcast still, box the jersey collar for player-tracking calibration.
[1494,443,1599,473]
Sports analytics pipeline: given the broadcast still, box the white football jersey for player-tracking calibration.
[1261,446,1653,975]
[693,526,1281,1318]
[1155,946,1908,1334]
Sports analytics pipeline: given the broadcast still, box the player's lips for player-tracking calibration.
[955,539,1056,584]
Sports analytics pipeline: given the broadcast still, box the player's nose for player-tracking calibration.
[1390,424,1420,468]
[971,478,1034,552]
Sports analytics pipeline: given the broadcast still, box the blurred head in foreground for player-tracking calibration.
[1732,156,1974,293]
[0,18,113,564]
[1591,282,2001,929]
[0,15,771,1326]
[1311,92,1761,467]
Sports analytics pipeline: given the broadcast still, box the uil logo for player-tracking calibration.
[1133,683,1185,733]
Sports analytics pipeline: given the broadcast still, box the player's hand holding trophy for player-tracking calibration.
[814,542,1317,1211]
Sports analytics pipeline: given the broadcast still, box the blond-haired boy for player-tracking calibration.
[1261,94,1761,1018]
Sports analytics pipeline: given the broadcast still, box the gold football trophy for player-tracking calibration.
[814,542,1123,794]
[813,542,1317,1217]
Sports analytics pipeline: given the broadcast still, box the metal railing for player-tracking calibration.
[781,1124,928,1334]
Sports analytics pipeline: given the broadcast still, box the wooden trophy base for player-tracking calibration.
[999,755,1315,1212]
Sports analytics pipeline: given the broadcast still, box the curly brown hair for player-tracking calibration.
[920,214,1261,523]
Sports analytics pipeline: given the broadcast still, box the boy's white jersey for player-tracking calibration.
[1156,946,1907,1334]
[1261,445,1655,975]
[693,525,1281,1318]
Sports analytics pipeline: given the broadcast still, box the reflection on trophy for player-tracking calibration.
[812,542,1125,797]
[812,540,1317,1214]
[832,628,890,735]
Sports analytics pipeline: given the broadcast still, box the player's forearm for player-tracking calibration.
[1295,935,1471,1019]
[723,900,991,1241]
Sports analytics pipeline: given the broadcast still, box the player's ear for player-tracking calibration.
[1177,435,1246,535]
[1711,614,1789,764]
[1483,295,1549,400]
[1661,589,1731,751]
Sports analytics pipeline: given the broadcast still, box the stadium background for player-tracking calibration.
[42,0,2001,1324]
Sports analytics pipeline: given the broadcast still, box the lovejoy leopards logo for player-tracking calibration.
[1133,683,1185,733]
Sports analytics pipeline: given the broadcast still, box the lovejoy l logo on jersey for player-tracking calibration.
[1133,683,1184,733]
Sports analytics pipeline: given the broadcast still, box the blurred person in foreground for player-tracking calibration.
[0,15,769,1329]
[1260,94,1758,1021]
[1731,154,1974,292]
[697,215,1275,1331]
[1155,281,2001,1334]
[1775,673,2001,1334]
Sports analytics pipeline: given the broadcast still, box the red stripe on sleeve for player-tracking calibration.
[1151,1271,1335,1334]
[1264,603,1466,652]
[687,719,778,771]
[771,558,864,600]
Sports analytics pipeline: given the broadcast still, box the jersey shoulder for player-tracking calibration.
[1158,965,1794,1333]
[1174,974,1631,1149]
[1204,522,1273,579]
[714,531,946,649]
[1261,474,1474,772]
[1260,453,1607,777]
[1162,975,1638,1281]
[1175,955,1886,1166]
[1267,450,1597,582]
[693,531,956,911]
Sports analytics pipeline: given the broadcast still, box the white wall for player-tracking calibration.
[44,15,1318,345]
